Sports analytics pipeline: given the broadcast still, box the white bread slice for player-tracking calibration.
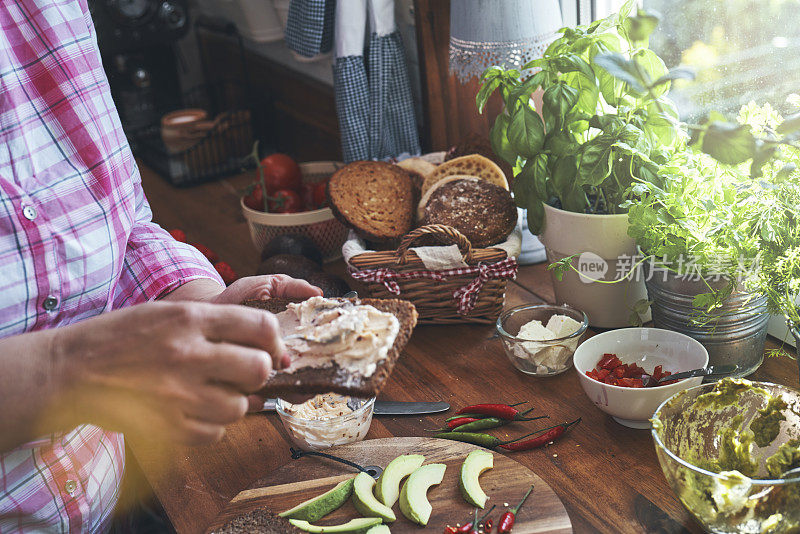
[396,157,437,178]
[421,154,508,196]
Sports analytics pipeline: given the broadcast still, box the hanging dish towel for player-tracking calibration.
[367,0,420,160]
[333,0,370,162]
[285,0,336,59]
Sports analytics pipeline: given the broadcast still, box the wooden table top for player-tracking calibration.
[136,163,800,534]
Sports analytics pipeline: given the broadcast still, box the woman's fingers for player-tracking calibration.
[199,304,287,368]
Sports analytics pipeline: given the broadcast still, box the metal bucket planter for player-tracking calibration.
[793,323,800,384]
[643,263,768,378]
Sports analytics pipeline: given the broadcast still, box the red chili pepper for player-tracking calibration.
[497,484,534,533]
[498,418,581,452]
[455,505,496,533]
[485,518,493,530]
[455,402,528,420]
[447,417,481,429]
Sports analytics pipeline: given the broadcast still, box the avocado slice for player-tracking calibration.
[459,449,494,508]
[352,472,396,522]
[288,517,382,533]
[374,454,425,507]
[398,463,446,526]
[279,478,355,522]
[365,526,391,534]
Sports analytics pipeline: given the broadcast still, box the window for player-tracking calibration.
[644,0,800,120]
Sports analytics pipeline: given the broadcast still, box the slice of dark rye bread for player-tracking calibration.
[241,297,418,398]
[419,177,517,248]
[327,161,414,242]
[207,507,304,534]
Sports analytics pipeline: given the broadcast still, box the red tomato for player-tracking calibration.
[243,183,265,211]
[268,189,303,213]
[260,153,301,194]
[313,180,328,208]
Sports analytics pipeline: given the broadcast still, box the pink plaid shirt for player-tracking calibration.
[0,1,223,531]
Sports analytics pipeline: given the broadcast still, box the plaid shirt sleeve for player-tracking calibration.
[112,164,224,308]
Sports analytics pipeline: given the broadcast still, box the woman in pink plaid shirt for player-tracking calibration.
[0,1,322,531]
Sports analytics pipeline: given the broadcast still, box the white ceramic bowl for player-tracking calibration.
[573,328,709,429]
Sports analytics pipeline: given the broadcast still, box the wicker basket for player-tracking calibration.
[348,225,517,324]
[241,161,349,262]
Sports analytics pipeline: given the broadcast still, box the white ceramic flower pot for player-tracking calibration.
[538,204,650,328]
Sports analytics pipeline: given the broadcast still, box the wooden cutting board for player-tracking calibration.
[207,437,572,533]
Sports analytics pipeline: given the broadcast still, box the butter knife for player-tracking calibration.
[260,399,449,415]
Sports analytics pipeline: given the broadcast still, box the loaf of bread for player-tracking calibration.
[419,177,517,248]
[327,161,414,242]
[243,297,418,398]
[421,154,508,196]
[396,157,436,178]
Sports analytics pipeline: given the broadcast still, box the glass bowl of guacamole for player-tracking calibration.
[652,378,800,533]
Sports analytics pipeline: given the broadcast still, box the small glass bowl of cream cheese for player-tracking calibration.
[275,394,375,450]
[496,303,588,376]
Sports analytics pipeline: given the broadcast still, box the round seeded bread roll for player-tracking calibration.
[419,177,517,248]
[421,154,508,196]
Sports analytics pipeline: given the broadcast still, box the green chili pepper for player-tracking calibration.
[453,414,548,433]
[434,428,544,448]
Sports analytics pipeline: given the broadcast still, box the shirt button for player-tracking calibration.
[43,296,59,311]
[22,205,37,220]
[64,479,77,495]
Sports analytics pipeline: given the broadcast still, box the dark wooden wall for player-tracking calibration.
[413,0,505,152]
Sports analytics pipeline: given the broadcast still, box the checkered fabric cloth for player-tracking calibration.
[285,0,335,58]
[333,56,370,162]
[0,1,223,531]
[367,30,421,160]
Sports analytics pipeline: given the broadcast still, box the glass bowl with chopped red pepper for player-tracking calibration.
[573,328,708,429]
[496,303,588,376]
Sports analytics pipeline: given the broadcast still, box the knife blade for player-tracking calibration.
[260,399,449,415]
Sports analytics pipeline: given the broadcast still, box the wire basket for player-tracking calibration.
[241,161,348,262]
[135,81,254,187]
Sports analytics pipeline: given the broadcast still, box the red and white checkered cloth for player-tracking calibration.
[0,1,222,531]
[350,257,518,314]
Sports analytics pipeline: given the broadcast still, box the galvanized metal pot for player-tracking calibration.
[643,263,768,378]
[793,323,800,385]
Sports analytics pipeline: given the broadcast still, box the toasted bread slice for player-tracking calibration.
[421,154,508,196]
[242,297,418,398]
[327,161,414,242]
[419,177,517,248]
[207,507,304,534]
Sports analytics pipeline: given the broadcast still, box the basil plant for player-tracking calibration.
[476,1,689,234]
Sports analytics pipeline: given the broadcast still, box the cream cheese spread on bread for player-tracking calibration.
[277,296,400,377]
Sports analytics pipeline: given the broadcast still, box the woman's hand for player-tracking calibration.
[208,274,322,305]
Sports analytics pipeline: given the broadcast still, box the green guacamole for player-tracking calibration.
[653,378,800,532]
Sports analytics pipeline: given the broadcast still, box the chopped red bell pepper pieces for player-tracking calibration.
[585,353,676,388]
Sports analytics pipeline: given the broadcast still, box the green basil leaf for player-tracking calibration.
[552,54,596,82]
[489,112,518,166]
[651,66,696,89]
[578,143,613,186]
[545,130,579,157]
[593,52,647,94]
[777,112,800,134]
[525,198,545,235]
[644,99,679,146]
[701,121,757,165]
[622,9,660,43]
[551,156,578,195]
[515,154,549,204]
[563,72,599,115]
[633,49,669,97]
[476,77,501,114]
[561,183,589,212]
[507,105,545,158]
[543,84,580,130]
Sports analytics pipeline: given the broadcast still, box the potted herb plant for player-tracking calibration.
[476,2,685,327]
